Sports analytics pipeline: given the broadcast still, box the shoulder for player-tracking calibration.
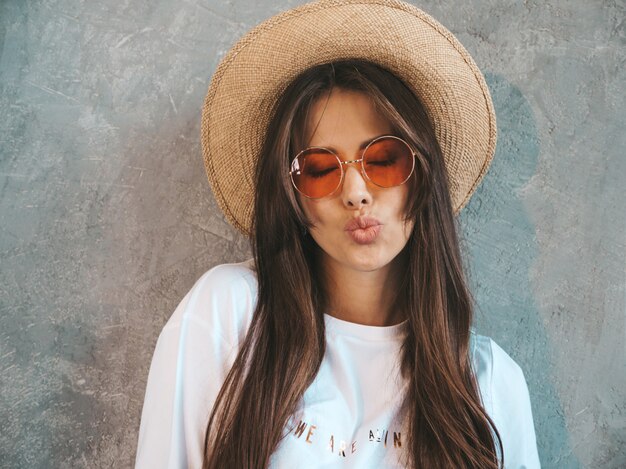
[470,331,529,413]
[470,331,541,468]
[136,260,258,468]
[471,332,525,382]
[162,258,258,347]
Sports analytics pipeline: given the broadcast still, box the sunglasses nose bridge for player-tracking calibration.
[338,157,371,189]
[339,158,364,166]
[339,157,368,181]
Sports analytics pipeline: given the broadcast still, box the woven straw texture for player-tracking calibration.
[201,0,496,236]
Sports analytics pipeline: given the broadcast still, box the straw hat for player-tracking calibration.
[201,0,496,235]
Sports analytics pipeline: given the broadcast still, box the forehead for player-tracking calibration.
[304,88,394,151]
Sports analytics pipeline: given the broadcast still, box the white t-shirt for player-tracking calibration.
[135,260,540,468]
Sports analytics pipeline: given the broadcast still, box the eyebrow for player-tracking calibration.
[310,134,392,156]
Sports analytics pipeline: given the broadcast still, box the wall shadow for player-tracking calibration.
[459,73,580,468]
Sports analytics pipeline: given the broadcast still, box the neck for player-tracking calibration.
[320,253,406,327]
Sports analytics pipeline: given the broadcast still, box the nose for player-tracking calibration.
[341,164,372,209]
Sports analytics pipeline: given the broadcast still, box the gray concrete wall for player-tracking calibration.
[0,0,623,467]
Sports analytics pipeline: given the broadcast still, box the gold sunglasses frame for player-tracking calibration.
[289,135,417,199]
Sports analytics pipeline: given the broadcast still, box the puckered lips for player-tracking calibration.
[344,216,382,245]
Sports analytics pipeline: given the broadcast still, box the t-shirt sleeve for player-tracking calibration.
[134,262,256,469]
[489,338,541,469]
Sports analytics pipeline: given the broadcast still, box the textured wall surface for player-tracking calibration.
[1,0,624,467]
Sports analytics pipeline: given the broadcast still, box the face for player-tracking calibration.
[296,88,415,274]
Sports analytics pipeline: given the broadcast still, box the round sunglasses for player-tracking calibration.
[289,135,417,199]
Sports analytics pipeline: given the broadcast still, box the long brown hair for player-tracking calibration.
[203,61,503,468]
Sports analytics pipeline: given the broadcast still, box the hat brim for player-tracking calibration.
[201,0,496,235]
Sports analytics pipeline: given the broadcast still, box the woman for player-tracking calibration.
[136,1,540,468]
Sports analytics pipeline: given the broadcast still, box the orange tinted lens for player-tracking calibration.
[363,137,414,187]
[291,149,341,198]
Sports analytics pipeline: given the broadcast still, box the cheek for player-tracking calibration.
[402,218,415,241]
[297,196,316,224]
[295,189,309,214]
[387,186,414,240]
[387,185,411,218]
[298,196,334,228]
